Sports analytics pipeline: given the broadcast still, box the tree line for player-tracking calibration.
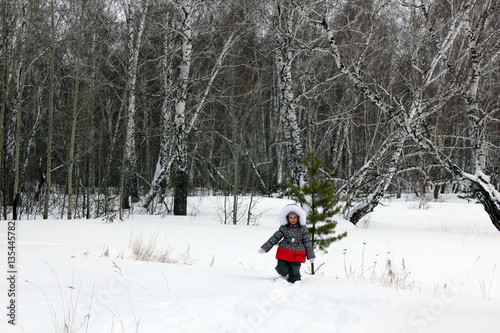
[1,0,499,231]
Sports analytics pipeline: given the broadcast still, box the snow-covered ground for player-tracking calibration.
[1,195,499,333]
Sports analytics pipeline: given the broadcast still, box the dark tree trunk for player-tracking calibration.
[174,169,188,215]
[472,183,500,233]
[433,185,440,200]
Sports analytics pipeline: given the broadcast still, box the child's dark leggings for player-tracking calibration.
[276,259,301,283]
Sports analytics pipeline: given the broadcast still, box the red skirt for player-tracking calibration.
[276,247,306,263]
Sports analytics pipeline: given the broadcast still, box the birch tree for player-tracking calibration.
[43,0,57,219]
[122,0,150,209]
[170,0,192,215]
[325,0,410,224]
[11,0,30,220]
[66,1,87,219]
[273,0,305,185]
[145,0,236,215]
[307,0,500,230]
[143,1,175,212]
[0,1,20,219]
[459,0,500,231]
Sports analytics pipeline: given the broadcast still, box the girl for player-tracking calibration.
[259,204,315,283]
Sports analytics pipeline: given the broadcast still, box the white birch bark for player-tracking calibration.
[144,5,176,210]
[273,0,305,186]
[338,127,407,220]
[1,3,23,179]
[172,0,192,215]
[123,0,150,208]
[313,0,500,230]
[347,135,405,224]
[145,0,236,213]
[459,5,500,231]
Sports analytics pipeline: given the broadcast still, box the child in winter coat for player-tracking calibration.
[258,204,315,283]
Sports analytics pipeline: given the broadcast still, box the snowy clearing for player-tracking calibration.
[1,195,499,333]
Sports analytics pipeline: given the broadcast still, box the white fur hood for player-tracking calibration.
[278,204,307,226]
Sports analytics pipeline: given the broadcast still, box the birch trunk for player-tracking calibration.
[44,0,56,219]
[460,8,500,231]
[1,1,22,219]
[231,65,239,225]
[172,0,192,216]
[146,0,235,214]
[144,6,175,211]
[67,1,86,219]
[12,0,29,220]
[347,136,405,224]
[273,1,304,186]
[315,1,500,231]
[85,29,99,219]
[122,0,149,209]
[338,127,407,222]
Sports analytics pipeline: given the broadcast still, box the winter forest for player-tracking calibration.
[1,0,499,230]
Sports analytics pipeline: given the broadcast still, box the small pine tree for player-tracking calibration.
[290,151,347,274]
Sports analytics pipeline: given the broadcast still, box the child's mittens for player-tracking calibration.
[257,248,266,254]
